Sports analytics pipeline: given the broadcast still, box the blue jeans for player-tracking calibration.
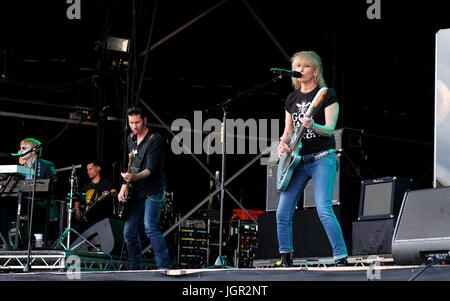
[123,192,171,269]
[276,152,348,260]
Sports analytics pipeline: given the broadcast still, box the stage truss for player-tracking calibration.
[252,254,395,268]
[0,250,153,272]
[0,249,394,272]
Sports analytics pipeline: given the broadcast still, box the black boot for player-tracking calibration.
[274,253,293,267]
[335,257,348,267]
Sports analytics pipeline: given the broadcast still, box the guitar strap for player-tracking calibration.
[292,87,328,137]
[306,87,328,119]
[310,98,328,121]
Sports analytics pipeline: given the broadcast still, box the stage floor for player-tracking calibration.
[1,262,450,281]
[2,265,449,281]
[1,250,450,282]
[1,254,449,299]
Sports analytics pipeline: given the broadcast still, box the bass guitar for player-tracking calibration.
[277,87,328,191]
[118,150,137,219]
[80,191,110,222]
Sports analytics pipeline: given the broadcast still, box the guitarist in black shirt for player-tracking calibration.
[118,107,171,270]
[276,51,348,267]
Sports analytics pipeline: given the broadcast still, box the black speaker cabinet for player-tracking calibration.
[352,219,396,255]
[392,186,450,265]
[71,218,124,255]
[358,177,411,221]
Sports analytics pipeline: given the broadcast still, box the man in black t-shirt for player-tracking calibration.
[74,161,117,226]
[118,107,171,270]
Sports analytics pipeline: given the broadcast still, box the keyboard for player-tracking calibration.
[0,179,50,196]
[0,165,34,176]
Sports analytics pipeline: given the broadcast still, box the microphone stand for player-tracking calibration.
[23,150,40,273]
[206,76,281,268]
[67,167,77,248]
[53,166,100,252]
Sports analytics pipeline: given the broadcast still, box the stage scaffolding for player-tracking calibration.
[252,255,395,268]
[0,250,153,272]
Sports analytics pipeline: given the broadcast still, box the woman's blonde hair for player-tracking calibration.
[291,51,326,90]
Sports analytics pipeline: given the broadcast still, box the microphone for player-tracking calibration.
[10,144,42,157]
[270,68,302,78]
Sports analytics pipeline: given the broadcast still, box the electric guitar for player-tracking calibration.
[277,87,328,191]
[80,190,114,222]
[118,150,137,219]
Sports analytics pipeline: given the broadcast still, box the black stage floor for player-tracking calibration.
[1,265,448,300]
[1,265,450,281]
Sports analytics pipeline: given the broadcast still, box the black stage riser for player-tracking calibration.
[255,207,342,259]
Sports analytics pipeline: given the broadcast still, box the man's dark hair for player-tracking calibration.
[86,160,102,168]
[127,107,146,118]
[86,160,103,178]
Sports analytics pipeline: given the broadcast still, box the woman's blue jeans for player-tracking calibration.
[123,192,171,269]
[276,152,348,260]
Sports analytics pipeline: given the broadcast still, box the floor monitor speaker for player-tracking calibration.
[392,187,450,264]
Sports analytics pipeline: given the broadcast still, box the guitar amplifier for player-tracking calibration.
[358,176,411,220]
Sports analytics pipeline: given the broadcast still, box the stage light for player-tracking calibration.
[106,37,130,53]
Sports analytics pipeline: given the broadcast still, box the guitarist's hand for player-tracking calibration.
[118,184,127,202]
[278,141,291,158]
[121,172,136,182]
[300,117,315,129]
